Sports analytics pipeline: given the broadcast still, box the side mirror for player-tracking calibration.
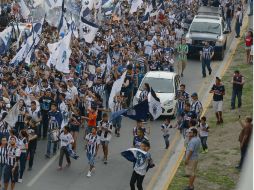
[223,30,229,34]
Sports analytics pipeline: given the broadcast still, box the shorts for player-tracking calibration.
[101,140,109,146]
[4,165,19,183]
[86,152,95,166]
[245,46,251,50]
[185,160,198,176]
[213,101,223,112]
[70,125,80,132]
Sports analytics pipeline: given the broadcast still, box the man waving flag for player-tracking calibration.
[148,88,162,120]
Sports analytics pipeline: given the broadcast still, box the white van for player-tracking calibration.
[133,71,180,117]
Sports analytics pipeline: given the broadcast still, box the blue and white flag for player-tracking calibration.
[143,4,153,22]
[19,0,31,19]
[129,0,143,14]
[65,0,81,16]
[102,0,113,8]
[49,32,72,73]
[148,88,162,120]
[106,53,111,75]
[109,71,127,111]
[0,26,13,55]
[59,15,68,34]
[69,20,78,38]
[79,17,99,43]
[123,100,149,121]
[81,0,94,17]
[121,148,147,163]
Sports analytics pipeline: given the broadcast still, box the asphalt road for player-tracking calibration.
[15,22,242,190]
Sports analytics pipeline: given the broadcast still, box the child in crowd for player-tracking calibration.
[133,120,149,137]
[85,127,100,177]
[198,116,209,153]
[133,128,149,149]
[161,117,173,149]
[97,113,113,164]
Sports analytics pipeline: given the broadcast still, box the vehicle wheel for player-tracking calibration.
[218,48,224,60]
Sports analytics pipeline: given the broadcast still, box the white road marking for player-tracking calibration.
[27,152,60,187]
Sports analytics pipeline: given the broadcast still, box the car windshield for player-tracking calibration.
[140,77,174,93]
[190,22,221,35]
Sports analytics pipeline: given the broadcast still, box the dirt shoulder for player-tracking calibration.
[168,35,253,189]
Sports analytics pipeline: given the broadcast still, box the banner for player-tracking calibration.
[148,88,162,120]
[79,17,99,43]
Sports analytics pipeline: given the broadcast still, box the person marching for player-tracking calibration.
[198,116,209,153]
[85,127,100,177]
[161,118,173,149]
[17,130,28,183]
[58,126,74,170]
[97,113,113,164]
[199,41,214,78]
[177,38,189,77]
[4,136,20,190]
[112,94,124,137]
[0,137,8,188]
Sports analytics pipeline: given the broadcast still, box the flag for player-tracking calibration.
[0,26,13,55]
[59,16,68,34]
[121,148,147,163]
[109,71,127,111]
[4,103,19,127]
[143,4,153,22]
[79,17,99,43]
[123,100,149,121]
[102,0,113,8]
[69,20,78,38]
[129,0,143,14]
[54,32,72,73]
[110,109,128,122]
[148,88,162,120]
[106,53,111,75]
[47,0,63,9]
[81,0,94,17]
[19,0,31,20]
[65,0,81,16]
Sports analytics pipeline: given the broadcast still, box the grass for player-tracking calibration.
[168,36,253,190]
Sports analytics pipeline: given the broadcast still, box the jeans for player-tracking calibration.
[46,134,58,156]
[0,163,5,183]
[231,89,242,109]
[59,147,70,167]
[235,22,241,37]
[239,144,248,168]
[105,88,111,109]
[28,143,36,168]
[130,171,145,190]
[163,135,170,148]
[200,136,208,150]
[19,152,27,179]
[226,17,232,31]
[202,59,212,76]
[42,112,49,138]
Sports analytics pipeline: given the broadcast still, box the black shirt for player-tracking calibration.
[211,84,225,101]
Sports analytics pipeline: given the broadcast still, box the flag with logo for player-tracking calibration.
[121,148,147,163]
[4,103,19,127]
[79,17,99,43]
[47,0,63,9]
[148,88,162,120]
[81,0,94,17]
[54,32,72,73]
[123,100,149,121]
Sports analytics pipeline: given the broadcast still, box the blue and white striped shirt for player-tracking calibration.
[86,133,100,156]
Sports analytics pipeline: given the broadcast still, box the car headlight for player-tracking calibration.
[164,100,173,106]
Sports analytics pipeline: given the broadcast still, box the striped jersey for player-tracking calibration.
[85,133,100,156]
[176,90,189,111]
[0,146,7,164]
[139,90,149,103]
[201,46,214,60]
[191,100,203,116]
[6,145,21,167]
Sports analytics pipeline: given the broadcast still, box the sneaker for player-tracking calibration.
[181,73,184,77]
[18,178,23,183]
[87,171,92,177]
[209,69,212,75]
[28,167,32,171]
[205,149,208,153]
[104,159,108,165]
[45,154,50,159]
[201,150,206,154]
[66,163,71,167]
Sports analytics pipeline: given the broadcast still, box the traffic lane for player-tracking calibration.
[17,118,178,190]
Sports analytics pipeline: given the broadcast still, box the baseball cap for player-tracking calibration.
[216,77,221,81]
[191,92,198,97]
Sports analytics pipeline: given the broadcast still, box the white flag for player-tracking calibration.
[47,0,63,9]
[148,88,162,120]
[4,103,19,127]
[54,32,72,73]
[79,17,99,43]
[0,26,13,54]
[59,16,68,35]
[109,71,127,111]
[129,0,143,14]
[19,0,31,19]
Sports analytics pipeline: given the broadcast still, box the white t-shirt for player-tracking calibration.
[144,40,154,55]
[60,133,74,147]
[68,86,78,100]
[199,123,209,137]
